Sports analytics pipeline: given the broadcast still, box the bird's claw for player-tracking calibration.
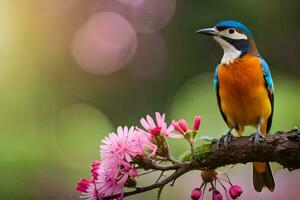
[224,132,233,147]
[252,131,264,149]
[216,136,223,149]
[217,130,233,150]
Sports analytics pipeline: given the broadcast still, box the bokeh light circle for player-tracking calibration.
[129,34,167,80]
[94,0,177,34]
[72,12,138,75]
[55,103,114,170]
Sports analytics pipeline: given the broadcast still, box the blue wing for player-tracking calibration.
[213,64,220,92]
[214,64,229,126]
[259,57,274,133]
[259,57,274,93]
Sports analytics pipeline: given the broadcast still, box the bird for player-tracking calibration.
[196,20,275,192]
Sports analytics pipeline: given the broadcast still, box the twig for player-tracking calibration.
[155,171,165,183]
[103,167,192,200]
[138,169,157,177]
[157,185,165,200]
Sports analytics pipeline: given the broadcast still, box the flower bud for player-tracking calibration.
[129,168,138,177]
[193,116,201,131]
[229,185,243,199]
[191,188,202,200]
[76,178,91,193]
[212,190,223,200]
[172,120,185,134]
[90,160,101,180]
[178,119,189,132]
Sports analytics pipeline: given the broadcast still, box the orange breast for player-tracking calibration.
[218,54,271,131]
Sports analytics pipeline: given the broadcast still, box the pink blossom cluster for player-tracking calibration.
[76,126,151,200]
[76,112,201,199]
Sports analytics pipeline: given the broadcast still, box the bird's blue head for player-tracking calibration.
[196,20,257,64]
[215,20,253,38]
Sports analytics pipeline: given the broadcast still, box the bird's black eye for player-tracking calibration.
[229,28,235,34]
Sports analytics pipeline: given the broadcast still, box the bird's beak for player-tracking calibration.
[196,27,218,36]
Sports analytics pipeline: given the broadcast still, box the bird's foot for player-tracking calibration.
[217,130,233,149]
[252,130,264,149]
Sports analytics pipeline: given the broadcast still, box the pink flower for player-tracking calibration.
[76,178,99,200]
[97,172,125,197]
[96,158,140,198]
[138,112,182,138]
[229,185,243,199]
[193,116,201,131]
[212,190,223,200]
[100,126,150,163]
[191,188,202,200]
[76,160,104,200]
[96,126,154,197]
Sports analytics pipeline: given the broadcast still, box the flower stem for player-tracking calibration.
[189,141,195,158]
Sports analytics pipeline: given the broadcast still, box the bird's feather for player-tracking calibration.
[259,57,274,93]
[259,57,274,133]
[214,64,230,127]
[213,64,220,92]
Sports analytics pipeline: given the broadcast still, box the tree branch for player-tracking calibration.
[193,129,300,170]
[103,129,300,199]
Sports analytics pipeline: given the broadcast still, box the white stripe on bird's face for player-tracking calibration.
[213,36,242,65]
[216,27,248,40]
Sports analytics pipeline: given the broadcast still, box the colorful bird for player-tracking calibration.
[196,20,275,192]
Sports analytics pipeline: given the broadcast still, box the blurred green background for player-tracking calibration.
[0,0,299,199]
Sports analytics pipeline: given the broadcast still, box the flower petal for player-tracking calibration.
[140,117,150,129]
[146,115,156,128]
